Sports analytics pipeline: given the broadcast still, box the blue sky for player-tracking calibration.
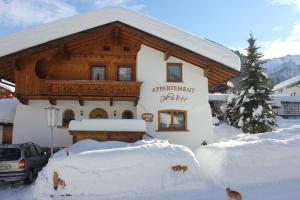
[0,0,299,59]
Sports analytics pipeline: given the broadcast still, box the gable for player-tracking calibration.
[0,21,239,90]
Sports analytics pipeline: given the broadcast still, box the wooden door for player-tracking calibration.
[89,108,108,119]
[3,125,13,144]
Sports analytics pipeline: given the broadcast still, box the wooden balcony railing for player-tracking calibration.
[17,80,142,105]
[40,80,142,97]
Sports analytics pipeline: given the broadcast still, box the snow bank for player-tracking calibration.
[33,139,204,199]
[0,98,19,123]
[195,117,300,186]
[69,119,146,132]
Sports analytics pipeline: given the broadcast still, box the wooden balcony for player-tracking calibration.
[17,80,142,105]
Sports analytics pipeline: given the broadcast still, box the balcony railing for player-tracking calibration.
[39,80,142,98]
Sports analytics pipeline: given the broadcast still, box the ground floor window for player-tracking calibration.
[62,109,75,126]
[158,110,187,131]
[283,102,300,115]
[122,110,134,119]
[89,108,108,119]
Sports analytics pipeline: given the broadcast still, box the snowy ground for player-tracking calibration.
[1,117,300,200]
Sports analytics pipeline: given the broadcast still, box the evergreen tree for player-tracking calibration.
[225,34,276,134]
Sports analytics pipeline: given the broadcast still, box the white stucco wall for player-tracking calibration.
[13,100,136,147]
[0,126,3,144]
[281,85,300,96]
[136,45,214,151]
[13,44,215,150]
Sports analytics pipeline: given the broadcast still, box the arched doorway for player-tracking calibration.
[89,108,108,119]
[122,110,134,119]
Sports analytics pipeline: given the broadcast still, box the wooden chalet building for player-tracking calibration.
[0,7,240,150]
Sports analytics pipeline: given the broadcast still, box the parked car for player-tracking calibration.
[0,142,49,184]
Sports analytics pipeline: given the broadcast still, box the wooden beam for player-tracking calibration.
[16,94,28,105]
[78,97,84,106]
[110,97,113,106]
[49,97,56,105]
[164,50,171,61]
[134,98,139,107]
[114,26,120,44]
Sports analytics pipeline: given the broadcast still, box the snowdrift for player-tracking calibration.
[33,139,204,199]
[196,118,300,186]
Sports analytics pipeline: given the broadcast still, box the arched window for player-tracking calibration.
[122,110,134,119]
[62,109,75,126]
[89,108,108,119]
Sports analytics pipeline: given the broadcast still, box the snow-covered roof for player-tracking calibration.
[0,99,19,123]
[0,82,15,92]
[69,119,146,132]
[0,7,240,71]
[273,74,300,91]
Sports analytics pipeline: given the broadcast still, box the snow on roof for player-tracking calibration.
[0,7,240,71]
[69,119,146,132]
[273,74,300,91]
[0,99,19,123]
[0,82,15,92]
[208,93,229,101]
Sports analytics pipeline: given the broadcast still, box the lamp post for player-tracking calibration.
[45,107,59,157]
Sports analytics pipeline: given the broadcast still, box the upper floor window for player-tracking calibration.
[118,65,132,81]
[62,109,75,126]
[91,65,106,80]
[167,63,182,82]
[158,110,187,131]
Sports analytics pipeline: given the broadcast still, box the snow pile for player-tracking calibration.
[33,139,204,199]
[213,123,242,142]
[195,117,300,186]
[69,119,146,132]
[0,98,19,123]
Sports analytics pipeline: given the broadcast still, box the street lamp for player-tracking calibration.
[45,107,59,157]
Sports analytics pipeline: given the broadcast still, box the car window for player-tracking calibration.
[0,148,21,161]
[34,145,42,156]
[26,146,38,157]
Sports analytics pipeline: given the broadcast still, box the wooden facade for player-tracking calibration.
[0,22,239,103]
[70,131,145,143]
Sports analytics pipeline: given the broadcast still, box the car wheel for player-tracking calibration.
[24,170,34,185]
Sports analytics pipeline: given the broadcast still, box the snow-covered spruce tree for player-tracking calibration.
[225,34,276,134]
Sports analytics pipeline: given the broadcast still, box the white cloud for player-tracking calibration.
[270,0,300,10]
[262,0,300,58]
[0,0,77,27]
[88,0,146,10]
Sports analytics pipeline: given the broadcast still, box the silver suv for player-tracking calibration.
[0,142,49,184]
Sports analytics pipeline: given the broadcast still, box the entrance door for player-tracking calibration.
[3,125,13,144]
[89,108,108,119]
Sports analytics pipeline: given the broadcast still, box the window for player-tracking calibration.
[167,63,182,82]
[283,102,300,115]
[118,65,132,81]
[122,110,134,119]
[91,65,106,80]
[89,108,108,119]
[158,110,187,131]
[103,46,110,51]
[62,109,75,126]
[25,146,38,158]
[123,46,130,52]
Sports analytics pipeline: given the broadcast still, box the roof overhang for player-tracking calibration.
[0,7,240,89]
